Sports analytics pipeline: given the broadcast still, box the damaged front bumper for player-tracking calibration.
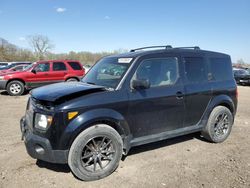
[20,117,68,164]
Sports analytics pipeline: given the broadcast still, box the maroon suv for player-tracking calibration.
[0,60,85,96]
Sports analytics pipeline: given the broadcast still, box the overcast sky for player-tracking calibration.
[0,0,249,63]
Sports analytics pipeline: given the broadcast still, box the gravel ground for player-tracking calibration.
[0,86,249,188]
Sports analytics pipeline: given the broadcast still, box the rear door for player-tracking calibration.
[182,54,212,127]
[50,62,67,81]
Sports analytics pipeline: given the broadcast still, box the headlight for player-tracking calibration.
[34,113,53,131]
[0,76,4,80]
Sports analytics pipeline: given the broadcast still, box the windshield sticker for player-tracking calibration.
[118,58,133,63]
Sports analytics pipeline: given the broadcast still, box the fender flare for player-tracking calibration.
[58,108,131,150]
[202,94,236,124]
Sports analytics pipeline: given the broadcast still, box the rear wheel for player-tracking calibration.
[202,106,233,143]
[6,80,25,96]
[66,78,78,82]
[68,124,123,181]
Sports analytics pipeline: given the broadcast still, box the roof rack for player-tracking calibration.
[130,45,172,52]
[174,46,200,50]
[130,45,200,52]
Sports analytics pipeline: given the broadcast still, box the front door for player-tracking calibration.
[128,56,185,138]
[26,62,51,88]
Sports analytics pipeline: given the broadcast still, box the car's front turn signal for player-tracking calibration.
[68,111,78,120]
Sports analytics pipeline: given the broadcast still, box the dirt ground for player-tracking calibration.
[0,86,249,188]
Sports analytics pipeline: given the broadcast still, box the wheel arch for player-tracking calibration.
[58,108,131,152]
[202,94,236,124]
[6,78,26,88]
[65,76,80,81]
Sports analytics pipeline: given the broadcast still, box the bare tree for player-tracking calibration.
[27,35,54,60]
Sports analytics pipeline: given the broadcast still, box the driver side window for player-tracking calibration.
[132,57,178,87]
[34,63,50,72]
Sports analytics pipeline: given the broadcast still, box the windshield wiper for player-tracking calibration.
[85,82,96,85]
[84,81,114,91]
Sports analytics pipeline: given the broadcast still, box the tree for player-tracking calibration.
[237,59,245,65]
[27,35,54,60]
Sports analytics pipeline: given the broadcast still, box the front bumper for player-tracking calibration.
[20,117,68,164]
[0,80,7,90]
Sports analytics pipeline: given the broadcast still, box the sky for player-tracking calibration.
[0,0,249,63]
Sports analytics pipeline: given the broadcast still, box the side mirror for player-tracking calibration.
[31,69,36,74]
[132,79,150,90]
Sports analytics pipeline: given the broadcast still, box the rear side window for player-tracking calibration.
[209,58,232,81]
[184,57,207,83]
[68,62,82,70]
[53,62,67,71]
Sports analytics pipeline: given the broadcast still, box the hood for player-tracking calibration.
[31,82,106,103]
[0,70,19,75]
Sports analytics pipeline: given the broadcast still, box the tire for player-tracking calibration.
[68,124,123,181]
[66,78,78,82]
[202,106,233,143]
[6,80,25,96]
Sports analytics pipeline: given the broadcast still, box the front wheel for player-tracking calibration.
[202,106,233,143]
[6,80,25,96]
[68,124,123,181]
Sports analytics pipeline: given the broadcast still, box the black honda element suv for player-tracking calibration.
[20,46,237,181]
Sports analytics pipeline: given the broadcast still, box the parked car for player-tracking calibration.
[0,64,29,74]
[0,60,84,95]
[20,46,237,181]
[233,68,250,85]
[0,62,31,70]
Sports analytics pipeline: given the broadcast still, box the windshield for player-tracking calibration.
[23,63,35,71]
[234,69,249,75]
[82,57,132,89]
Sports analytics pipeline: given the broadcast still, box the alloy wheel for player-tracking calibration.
[214,113,229,138]
[80,136,115,172]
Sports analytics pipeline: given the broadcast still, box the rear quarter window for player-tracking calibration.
[209,57,232,81]
[184,57,207,83]
[68,62,82,70]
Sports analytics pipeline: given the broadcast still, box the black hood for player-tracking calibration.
[31,82,106,103]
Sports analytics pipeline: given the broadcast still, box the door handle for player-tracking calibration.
[176,91,184,99]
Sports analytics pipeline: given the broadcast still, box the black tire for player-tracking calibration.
[6,80,25,96]
[68,124,123,181]
[202,106,233,143]
[66,78,78,82]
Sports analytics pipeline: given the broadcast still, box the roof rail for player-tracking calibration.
[174,46,200,50]
[130,45,172,52]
